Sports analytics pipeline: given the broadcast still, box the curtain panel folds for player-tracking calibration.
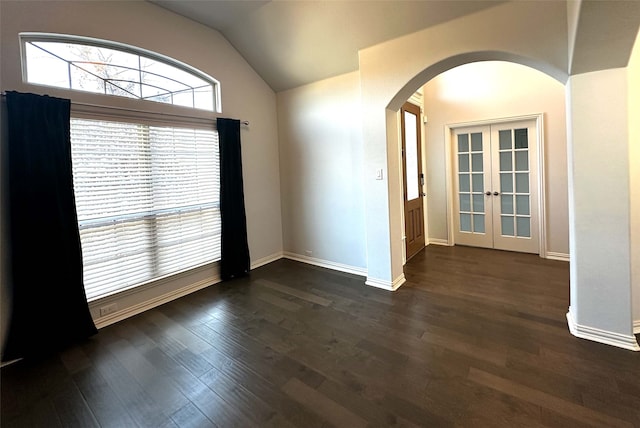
[217,118,250,280]
[2,91,96,361]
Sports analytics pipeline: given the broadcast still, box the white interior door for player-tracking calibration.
[453,126,493,248]
[452,119,539,254]
[491,120,539,253]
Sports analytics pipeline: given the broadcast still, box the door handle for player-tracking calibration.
[493,191,500,196]
[421,192,426,197]
[485,191,491,196]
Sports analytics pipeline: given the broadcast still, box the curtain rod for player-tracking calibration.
[0,92,249,126]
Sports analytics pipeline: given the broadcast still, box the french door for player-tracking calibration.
[453,119,539,254]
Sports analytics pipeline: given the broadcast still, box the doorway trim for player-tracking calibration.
[444,113,547,258]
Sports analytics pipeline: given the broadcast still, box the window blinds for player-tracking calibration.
[70,118,221,301]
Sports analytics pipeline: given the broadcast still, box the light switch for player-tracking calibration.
[376,168,383,180]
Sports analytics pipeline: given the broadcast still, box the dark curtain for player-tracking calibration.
[217,118,250,280]
[2,91,97,362]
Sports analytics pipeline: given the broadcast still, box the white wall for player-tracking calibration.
[277,71,366,272]
[0,1,283,337]
[357,0,638,348]
[566,68,636,349]
[422,61,569,256]
[629,28,640,332]
[358,0,569,286]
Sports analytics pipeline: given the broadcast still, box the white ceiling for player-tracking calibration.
[150,0,504,92]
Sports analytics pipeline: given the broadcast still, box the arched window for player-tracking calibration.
[20,34,222,302]
[21,33,219,111]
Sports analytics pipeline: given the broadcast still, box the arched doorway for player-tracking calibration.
[358,1,639,350]
[402,61,569,261]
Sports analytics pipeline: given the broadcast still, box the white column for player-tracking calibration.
[566,68,639,350]
[360,106,406,291]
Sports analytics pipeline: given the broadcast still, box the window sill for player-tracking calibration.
[89,261,220,329]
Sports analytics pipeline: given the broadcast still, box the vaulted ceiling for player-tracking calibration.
[150,0,640,93]
[150,0,504,92]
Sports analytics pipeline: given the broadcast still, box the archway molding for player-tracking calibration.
[386,51,567,113]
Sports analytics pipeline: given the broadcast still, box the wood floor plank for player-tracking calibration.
[255,290,304,312]
[135,345,249,428]
[50,377,100,428]
[2,397,63,428]
[281,377,369,428]
[83,340,176,428]
[72,366,140,428]
[581,392,640,427]
[218,358,332,428]
[315,376,421,427]
[420,328,508,367]
[381,392,453,427]
[107,339,190,416]
[467,367,634,428]
[255,278,333,306]
[170,402,217,428]
[199,365,277,426]
[3,245,639,428]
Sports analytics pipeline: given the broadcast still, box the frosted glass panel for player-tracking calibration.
[460,214,471,232]
[459,194,471,212]
[471,133,483,151]
[516,195,530,215]
[472,194,484,212]
[516,173,529,193]
[501,194,514,214]
[515,128,528,149]
[501,216,514,236]
[471,153,483,172]
[473,214,485,233]
[459,154,469,172]
[516,217,531,237]
[515,151,528,171]
[500,173,513,192]
[500,152,512,171]
[459,174,470,192]
[472,174,483,192]
[404,111,419,201]
[499,130,512,149]
[458,134,469,152]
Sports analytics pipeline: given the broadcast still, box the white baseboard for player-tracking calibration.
[365,273,406,291]
[282,252,367,277]
[94,277,219,329]
[428,238,451,246]
[0,358,21,368]
[566,310,640,352]
[546,251,570,262]
[250,252,284,269]
[95,251,362,330]
[634,319,640,335]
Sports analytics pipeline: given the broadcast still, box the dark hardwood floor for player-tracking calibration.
[2,245,640,427]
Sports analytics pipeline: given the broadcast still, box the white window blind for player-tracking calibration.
[70,118,221,301]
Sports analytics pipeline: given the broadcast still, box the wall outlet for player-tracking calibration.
[99,303,118,317]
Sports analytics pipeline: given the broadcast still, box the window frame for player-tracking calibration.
[16,32,224,309]
[19,32,222,113]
